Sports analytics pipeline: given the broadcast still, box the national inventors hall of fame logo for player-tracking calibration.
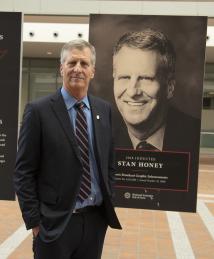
[124,192,131,199]
[124,192,154,201]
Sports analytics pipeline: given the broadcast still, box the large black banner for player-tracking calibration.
[0,12,21,200]
[89,14,207,212]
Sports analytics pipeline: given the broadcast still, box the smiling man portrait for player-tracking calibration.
[113,29,199,152]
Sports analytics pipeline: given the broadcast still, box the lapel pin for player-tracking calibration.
[96,115,100,120]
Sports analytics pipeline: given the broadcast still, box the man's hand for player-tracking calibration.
[32,226,40,238]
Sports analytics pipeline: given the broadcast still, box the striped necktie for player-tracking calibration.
[75,102,91,202]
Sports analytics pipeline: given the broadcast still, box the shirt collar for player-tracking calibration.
[146,125,165,151]
[61,87,90,110]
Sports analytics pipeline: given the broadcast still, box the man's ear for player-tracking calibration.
[91,68,95,79]
[167,79,175,99]
[60,64,64,77]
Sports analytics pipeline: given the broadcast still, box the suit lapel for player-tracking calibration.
[89,96,103,167]
[50,90,81,162]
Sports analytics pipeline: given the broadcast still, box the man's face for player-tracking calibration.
[60,47,95,97]
[113,46,170,128]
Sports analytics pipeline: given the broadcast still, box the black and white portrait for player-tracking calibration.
[89,14,207,212]
[112,29,200,152]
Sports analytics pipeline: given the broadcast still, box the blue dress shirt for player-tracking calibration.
[61,87,103,209]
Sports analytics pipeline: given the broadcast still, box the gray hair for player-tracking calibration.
[60,39,96,66]
[113,29,176,83]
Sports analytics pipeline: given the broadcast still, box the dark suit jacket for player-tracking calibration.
[114,106,201,212]
[115,106,200,152]
[14,89,121,242]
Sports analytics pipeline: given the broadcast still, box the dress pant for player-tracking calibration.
[33,206,108,259]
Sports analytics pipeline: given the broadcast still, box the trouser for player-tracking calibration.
[33,206,108,259]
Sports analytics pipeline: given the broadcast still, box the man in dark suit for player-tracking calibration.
[112,29,201,211]
[14,39,121,259]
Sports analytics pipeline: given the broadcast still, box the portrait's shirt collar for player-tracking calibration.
[61,87,90,110]
[129,125,166,151]
[146,125,165,151]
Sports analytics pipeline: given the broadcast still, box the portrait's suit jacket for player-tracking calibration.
[115,106,200,153]
[14,89,121,242]
[114,106,201,212]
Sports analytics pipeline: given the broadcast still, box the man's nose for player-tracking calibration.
[73,62,82,72]
[126,79,142,97]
